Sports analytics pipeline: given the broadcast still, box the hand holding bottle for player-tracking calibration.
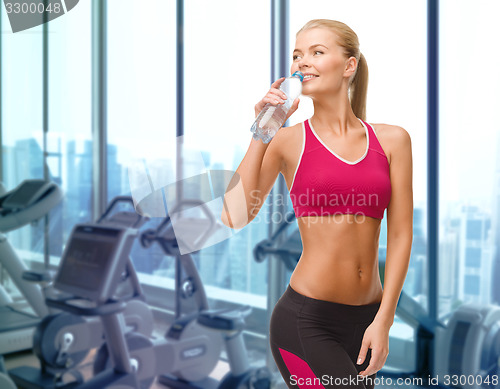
[254,77,300,120]
[250,71,304,144]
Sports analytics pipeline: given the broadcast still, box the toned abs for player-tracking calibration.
[280,123,388,306]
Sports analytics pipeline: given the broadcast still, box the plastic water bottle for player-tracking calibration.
[250,71,304,144]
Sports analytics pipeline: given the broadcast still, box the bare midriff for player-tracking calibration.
[289,213,384,306]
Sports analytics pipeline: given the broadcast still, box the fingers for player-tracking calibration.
[255,77,300,118]
[254,94,284,118]
[267,90,288,105]
[358,347,387,377]
[356,342,369,367]
[291,97,300,111]
[254,80,290,117]
[285,98,300,121]
[270,77,286,89]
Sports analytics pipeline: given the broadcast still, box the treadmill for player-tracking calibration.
[0,179,63,354]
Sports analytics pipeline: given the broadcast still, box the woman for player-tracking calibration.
[221,19,413,388]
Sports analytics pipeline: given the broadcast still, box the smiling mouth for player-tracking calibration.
[303,75,318,82]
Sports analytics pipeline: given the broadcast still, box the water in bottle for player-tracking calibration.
[250,71,304,144]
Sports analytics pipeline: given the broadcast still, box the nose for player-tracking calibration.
[297,56,310,71]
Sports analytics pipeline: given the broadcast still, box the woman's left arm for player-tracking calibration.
[375,125,413,326]
[357,125,413,377]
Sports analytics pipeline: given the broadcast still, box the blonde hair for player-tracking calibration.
[296,19,368,121]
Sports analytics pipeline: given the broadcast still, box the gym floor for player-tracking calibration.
[3,346,233,388]
[2,320,233,388]
[3,323,430,389]
[4,349,433,389]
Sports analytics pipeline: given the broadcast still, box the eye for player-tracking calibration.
[293,54,301,61]
[314,50,323,55]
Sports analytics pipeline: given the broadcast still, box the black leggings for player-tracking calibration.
[269,284,381,388]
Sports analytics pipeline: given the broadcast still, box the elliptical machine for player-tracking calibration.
[28,197,270,388]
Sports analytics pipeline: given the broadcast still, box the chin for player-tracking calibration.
[301,89,319,98]
[300,86,315,97]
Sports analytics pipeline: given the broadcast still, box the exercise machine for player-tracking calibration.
[253,211,299,272]
[44,209,144,388]
[19,197,269,388]
[8,196,155,388]
[0,179,63,355]
[138,199,271,389]
[254,211,500,389]
[0,179,62,389]
[433,305,500,388]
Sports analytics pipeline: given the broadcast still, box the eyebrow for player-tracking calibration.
[293,44,328,53]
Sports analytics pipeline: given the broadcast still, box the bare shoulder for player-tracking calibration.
[370,123,411,164]
[274,122,302,144]
[371,123,411,144]
[269,122,303,171]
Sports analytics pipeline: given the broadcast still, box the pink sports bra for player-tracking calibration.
[289,118,391,220]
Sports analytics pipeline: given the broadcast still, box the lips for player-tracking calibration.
[302,74,319,82]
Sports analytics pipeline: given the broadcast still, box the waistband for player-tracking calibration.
[284,284,381,323]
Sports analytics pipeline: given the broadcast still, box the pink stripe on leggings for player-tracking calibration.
[279,347,326,388]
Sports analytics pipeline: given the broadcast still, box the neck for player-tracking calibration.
[309,89,360,136]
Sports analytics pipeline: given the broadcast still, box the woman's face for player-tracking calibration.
[291,27,355,97]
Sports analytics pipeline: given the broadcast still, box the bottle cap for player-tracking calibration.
[291,71,304,82]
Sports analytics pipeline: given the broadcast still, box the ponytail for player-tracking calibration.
[349,52,368,121]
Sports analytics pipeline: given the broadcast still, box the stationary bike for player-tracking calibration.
[9,197,155,388]
[138,199,271,389]
[42,198,270,388]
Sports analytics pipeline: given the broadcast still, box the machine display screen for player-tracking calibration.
[55,226,122,299]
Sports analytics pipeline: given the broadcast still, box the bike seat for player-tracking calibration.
[197,305,252,331]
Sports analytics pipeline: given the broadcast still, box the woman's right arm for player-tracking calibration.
[220,78,300,229]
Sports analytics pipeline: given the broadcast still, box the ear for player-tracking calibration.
[344,56,358,78]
